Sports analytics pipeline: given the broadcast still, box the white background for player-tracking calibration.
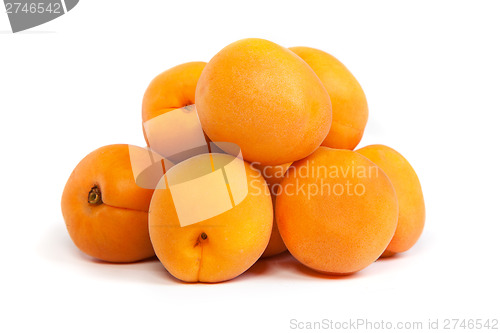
[1,1,499,332]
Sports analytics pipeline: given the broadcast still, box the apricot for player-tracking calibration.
[275,147,398,274]
[356,144,425,257]
[195,38,332,165]
[252,163,292,258]
[289,46,368,150]
[149,153,273,282]
[142,61,206,145]
[253,163,292,192]
[261,195,287,258]
[61,144,156,263]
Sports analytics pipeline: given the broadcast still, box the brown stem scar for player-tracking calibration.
[88,186,103,205]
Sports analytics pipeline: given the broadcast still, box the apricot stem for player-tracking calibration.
[200,232,208,240]
[88,186,103,205]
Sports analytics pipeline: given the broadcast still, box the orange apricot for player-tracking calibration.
[252,162,292,258]
[356,144,425,257]
[289,46,368,150]
[142,61,206,145]
[61,144,156,263]
[149,153,273,282]
[275,147,398,274]
[195,38,332,165]
[253,163,292,192]
[261,195,287,258]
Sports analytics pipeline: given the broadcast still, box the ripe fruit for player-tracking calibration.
[276,147,398,274]
[142,61,206,145]
[61,39,426,281]
[289,46,368,150]
[253,163,292,193]
[195,38,332,165]
[356,144,425,257]
[61,144,156,263]
[252,163,292,257]
[149,153,273,282]
[261,195,287,258]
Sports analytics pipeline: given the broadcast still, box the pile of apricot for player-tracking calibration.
[61,38,425,283]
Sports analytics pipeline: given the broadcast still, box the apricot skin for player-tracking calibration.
[142,61,206,145]
[289,46,368,150]
[356,144,425,257]
[195,38,332,166]
[61,144,156,263]
[261,214,287,258]
[252,163,292,258]
[275,147,398,274]
[149,154,273,283]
